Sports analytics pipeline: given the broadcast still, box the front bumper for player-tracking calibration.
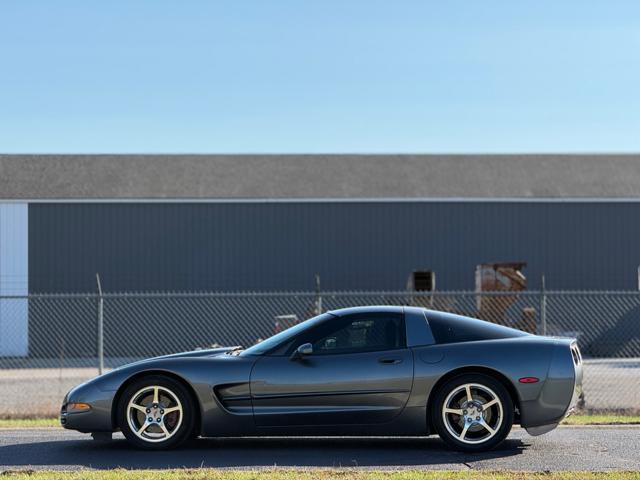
[60,382,116,433]
[60,404,97,432]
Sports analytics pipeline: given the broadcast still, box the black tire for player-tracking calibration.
[117,375,196,450]
[431,373,514,452]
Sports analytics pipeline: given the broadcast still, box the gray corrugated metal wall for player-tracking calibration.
[28,201,640,293]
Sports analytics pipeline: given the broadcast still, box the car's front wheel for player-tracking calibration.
[431,373,514,452]
[118,375,196,449]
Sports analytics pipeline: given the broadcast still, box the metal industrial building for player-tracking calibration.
[1,154,640,296]
[2,154,640,359]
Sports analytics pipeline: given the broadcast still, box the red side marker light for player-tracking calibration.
[519,377,539,384]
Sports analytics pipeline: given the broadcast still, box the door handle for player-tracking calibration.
[378,357,402,365]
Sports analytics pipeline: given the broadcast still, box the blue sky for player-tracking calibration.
[0,1,639,153]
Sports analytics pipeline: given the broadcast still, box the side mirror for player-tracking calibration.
[290,343,313,360]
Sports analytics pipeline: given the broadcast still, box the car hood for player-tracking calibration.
[64,346,244,397]
[120,346,241,369]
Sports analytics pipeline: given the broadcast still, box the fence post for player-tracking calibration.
[314,274,323,315]
[96,273,104,375]
[540,275,547,336]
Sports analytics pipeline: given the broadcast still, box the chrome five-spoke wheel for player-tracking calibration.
[442,383,503,444]
[432,373,514,452]
[127,385,183,443]
[118,375,195,449]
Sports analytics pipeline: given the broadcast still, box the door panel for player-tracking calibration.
[251,349,413,426]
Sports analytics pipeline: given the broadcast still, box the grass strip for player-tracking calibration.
[0,470,639,480]
[561,415,640,425]
[0,418,59,428]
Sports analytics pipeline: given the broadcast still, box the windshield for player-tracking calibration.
[239,312,333,356]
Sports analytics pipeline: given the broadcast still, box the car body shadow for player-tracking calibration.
[0,435,527,469]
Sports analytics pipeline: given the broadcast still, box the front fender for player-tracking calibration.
[63,354,257,435]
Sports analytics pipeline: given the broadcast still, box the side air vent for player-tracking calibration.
[214,383,252,415]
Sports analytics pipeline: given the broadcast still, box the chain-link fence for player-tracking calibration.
[1,290,639,417]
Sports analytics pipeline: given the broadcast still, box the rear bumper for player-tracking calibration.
[525,422,559,436]
[520,340,582,432]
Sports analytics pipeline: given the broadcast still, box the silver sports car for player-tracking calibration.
[61,306,583,452]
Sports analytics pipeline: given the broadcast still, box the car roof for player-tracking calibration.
[328,305,405,316]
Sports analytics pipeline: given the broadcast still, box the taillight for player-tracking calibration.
[571,344,582,366]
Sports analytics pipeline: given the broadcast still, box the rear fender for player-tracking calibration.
[411,337,556,431]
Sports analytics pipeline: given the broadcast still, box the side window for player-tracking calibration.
[303,313,405,355]
[426,312,526,344]
[427,314,489,344]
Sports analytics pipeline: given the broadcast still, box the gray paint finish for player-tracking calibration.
[3,154,640,199]
[28,201,640,293]
[60,307,581,453]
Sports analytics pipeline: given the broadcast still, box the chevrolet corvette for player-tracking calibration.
[61,306,582,452]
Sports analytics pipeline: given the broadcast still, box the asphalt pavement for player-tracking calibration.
[0,426,638,472]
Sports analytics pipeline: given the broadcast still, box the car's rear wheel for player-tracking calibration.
[118,375,195,449]
[431,373,514,452]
